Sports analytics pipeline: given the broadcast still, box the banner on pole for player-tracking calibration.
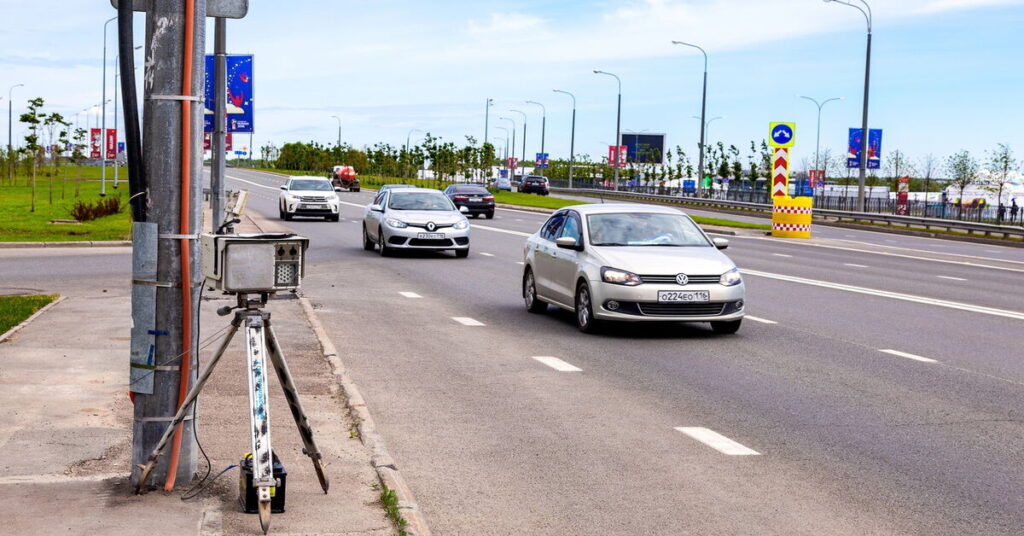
[105,129,117,159]
[608,145,627,168]
[535,152,549,169]
[89,128,101,159]
[204,54,254,133]
[847,128,882,169]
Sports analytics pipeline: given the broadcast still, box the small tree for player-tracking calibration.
[986,143,1017,206]
[945,150,979,217]
[919,153,939,195]
[19,97,45,212]
[71,128,87,197]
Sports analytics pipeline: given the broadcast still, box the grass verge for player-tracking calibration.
[379,485,409,536]
[0,170,131,242]
[0,295,58,334]
[690,216,771,230]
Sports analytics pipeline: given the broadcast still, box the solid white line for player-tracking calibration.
[532,356,582,372]
[675,427,760,456]
[772,253,793,258]
[744,315,777,325]
[844,263,869,268]
[515,261,525,265]
[880,349,938,363]
[480,252,495,257]
[936,275,967,281]
[452,317,485,326]
[225,175,281,191]
[740,268,1024,321]
[399,292,422,298]
[472,224,531,237]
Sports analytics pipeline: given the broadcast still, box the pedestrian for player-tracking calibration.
[1011,199,1019,223]
[997,203,1006,224]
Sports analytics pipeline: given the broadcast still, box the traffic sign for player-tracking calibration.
[769,122,796,148]
[772,147,790,197]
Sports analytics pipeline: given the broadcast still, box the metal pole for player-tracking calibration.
[594,71,622,191]
[859,30,872,211]
[511,109,527,175]
[8,84,23,186]
[672,42,708,192]
[484,98,492,147]
[330,115,341,147]
[554,90,576,189]
[114,57,120,188]
[526,101,545,176]
[101,16,117,197]
[212,18,227,232]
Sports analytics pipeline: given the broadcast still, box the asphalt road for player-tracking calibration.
[5,168,1022,535]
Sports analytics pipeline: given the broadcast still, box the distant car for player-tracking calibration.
[494,177,512,191]
[329,165,360,192]
[362,188,471,258]
[378,184,418,194]
[522,204,744,334]
[443,184,495,219]
[278,177,341,221]
[520,175,549,195]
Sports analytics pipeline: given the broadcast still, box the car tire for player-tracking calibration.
[328,214,340,222]
[711,319,742,334]
[362,225,375,251]
[283,211,293,221]
[353,188,360,192]
[523,269,547,314]
[378,227,391,257]
[278,206,285,220]
[486,211,494,219]
[575,282,601,334]
[455,248,469,258]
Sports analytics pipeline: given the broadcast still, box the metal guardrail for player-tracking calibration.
[551,187,1024,240]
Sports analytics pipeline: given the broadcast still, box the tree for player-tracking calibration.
[945,150,979,217]
[986,143,1017,206]
[71,128,87,197]
[41,112,70,204]
[919,153,939,194]
[19,97,45,212]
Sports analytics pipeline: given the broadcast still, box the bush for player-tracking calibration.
[70,196,122,221]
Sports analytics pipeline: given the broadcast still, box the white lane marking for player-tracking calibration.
[339,201,364,208]
[472,224,531,237]
[452,317,485,326]
[532,356,582,372]
[880,349,938,363]
[845,235,857,238]
[985,250,1001,254]
[744,315,777,325]
[480,252,495,257]
[740,268,1024,321]
[844,263,869,268]
[936,275,967,281]
[399,292,422,298]
[675,427,760,456]
[516,261,525,265]
[515,218,524,221]
[225,175,281,191]
[772,253,793,258]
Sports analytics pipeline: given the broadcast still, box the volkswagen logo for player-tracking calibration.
[675,273,689,286]
[426,222,437,232]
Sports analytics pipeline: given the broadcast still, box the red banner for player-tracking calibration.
[506,157,518,169]
[89,128,101,159]
[205,132,234,151]
[105,129,117,160]
[608,145,627,168]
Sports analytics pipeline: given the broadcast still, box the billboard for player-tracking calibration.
[847,128,882,169]
[620,133,665,164]
[204,54,254,133]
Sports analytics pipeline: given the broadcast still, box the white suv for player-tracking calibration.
[278,176,341,221]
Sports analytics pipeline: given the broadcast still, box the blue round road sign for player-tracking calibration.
[771,124,794,146]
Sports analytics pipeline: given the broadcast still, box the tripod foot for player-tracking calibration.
[312,457,330,493]
[258,495,272,534]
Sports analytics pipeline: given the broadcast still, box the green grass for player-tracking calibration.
[493,191,586,210]
[690,216,771,230]
[379,485,409,536]
[0,168,132,242]
[0,295,58,334]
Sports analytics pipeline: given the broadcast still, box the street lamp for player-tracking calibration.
[330,115,341,147]
[509,109,527,173]
[100,16,117,197]
[553,89,576,189]
[824,0,872,211]
[525,100,546,176]
[405,128,424,179]
[799,95,843,177]
[692,116,723,145]
[484,98,493,147]
[8,83,24,185]
[593,70,622,190]
[499,117,516,179]
[672,41,709,184]
[491,126,509,161]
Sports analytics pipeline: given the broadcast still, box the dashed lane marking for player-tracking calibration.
[675,427,760,456]
[532,356,582,372]
[880,349,938,364]
[772,253,793,258]
[452,317,485,326]
[471,224,531,237]
[844,263,869,268]
[480,252,495,257]
[399,292,422,298]
[744,316,777,325]
[936,275,967,281]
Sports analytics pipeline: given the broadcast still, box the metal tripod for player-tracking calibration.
[135,294,329,534]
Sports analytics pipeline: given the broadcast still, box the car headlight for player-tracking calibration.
[601,266,642,286]
[720,267,742,286]
[384,218,407,229]
[453,220,469,230]
[326,194,338,201]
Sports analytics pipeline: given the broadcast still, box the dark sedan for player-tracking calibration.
[443,184,495,219]
[520,175,549,195]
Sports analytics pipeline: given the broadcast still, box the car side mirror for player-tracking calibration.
[555,236,582,250]
[334,187,342,192]
[713,237,729,250]
[459,206,470,214]
[279,185,287,190]
[370,204,384,212]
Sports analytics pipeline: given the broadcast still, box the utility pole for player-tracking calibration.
[211,17,227,231]
[510,109,526,176]
[593,70,621,190]
[100,16,117,197]
[525,100,545,176]
[553,89,576,189]
[672,41,708,192]
[131,0,206,489]
[484,98,492,148]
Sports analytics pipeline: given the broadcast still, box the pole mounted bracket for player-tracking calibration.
[110,0,249,19]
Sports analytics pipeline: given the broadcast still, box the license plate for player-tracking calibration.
[658,290,710,303]
[471,197,482,201]
[301,204,326,209]
[417,233,444,240]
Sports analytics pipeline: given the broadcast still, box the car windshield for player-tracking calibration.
[290,179,332,191]
[454,186,488,194]
[587,213,710,247]
[389,191,455,211]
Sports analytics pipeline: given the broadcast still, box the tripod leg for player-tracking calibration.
[135,322,239,494]
[245,314,276,534]
[265,319,330,493]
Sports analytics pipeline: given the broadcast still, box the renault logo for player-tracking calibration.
[675,273,689,286]
[426,222,437,232]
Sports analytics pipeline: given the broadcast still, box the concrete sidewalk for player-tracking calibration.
[0,220,397,535]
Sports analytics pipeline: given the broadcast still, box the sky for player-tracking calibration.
[2,0,1023,174]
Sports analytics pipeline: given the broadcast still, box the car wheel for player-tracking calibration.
[378,227,391,257]
[455,249,469,258]
[486,211,494,219]
[362,225,375,251]
[523,269,547,313]
[353,188,360,192]
[328,214,340,222]
[575,282,601,334]
[283,211,293,221]
[710,319,742,334]
[278,206,285,220]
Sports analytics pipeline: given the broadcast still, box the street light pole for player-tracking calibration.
[672,41,709,189]
[799,96,842,176]
[100,16,117,197]
[330,115,341,147]
[492,126,509,162]
[499,117,516,180]
[594,70,622,190]
[824,0,872,211]
[553,89,576,189]
[405,128,423,179]
[484,98,493,148]
[510,109,527,176]
[525,100,546,176]
[8,83,24,186]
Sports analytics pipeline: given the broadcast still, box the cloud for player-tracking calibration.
[468,12,545,35]
[917,0,1024,14]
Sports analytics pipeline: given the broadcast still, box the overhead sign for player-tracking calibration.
[847,128,882,169]
[608,145,627,168]
[769,122,795,148]
[621,133,666,164]
[204,54,254,134]
[535,152,549,169]
[772,147,790,197]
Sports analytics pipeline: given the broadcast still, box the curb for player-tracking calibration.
[0,295,67,344]
[297,297,432,536]
[0,240,131,249]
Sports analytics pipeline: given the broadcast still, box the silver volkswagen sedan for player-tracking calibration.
[363,188,471,257]
[522,204,745,333]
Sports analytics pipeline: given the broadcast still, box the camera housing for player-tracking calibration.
[201,233,309,293]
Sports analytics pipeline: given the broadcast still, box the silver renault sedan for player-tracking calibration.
[522,204,745,333]
[363,188,471,257]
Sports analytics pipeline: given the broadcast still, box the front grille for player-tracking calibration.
[454,237,470,245]
[409,238,454,247]
[406,222,454,229]
[640,274,721,285]
[637,302,727,316]
[299,195,328,202]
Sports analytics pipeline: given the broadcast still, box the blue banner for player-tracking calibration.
[847,128,882,169]
[204,54,254,133]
